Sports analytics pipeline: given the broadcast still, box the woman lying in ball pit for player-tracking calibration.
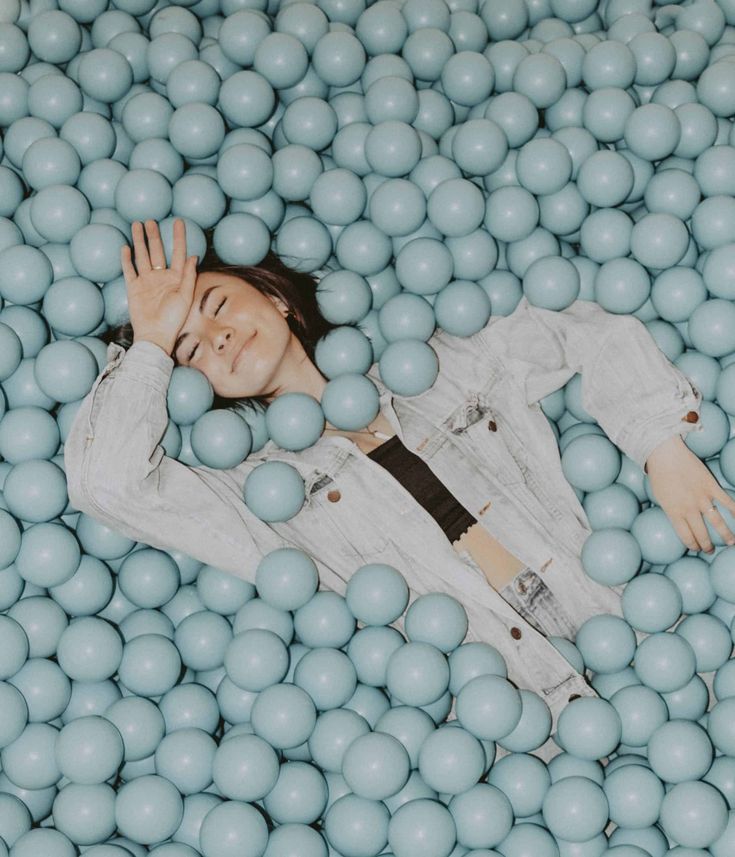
[64,218,732,722]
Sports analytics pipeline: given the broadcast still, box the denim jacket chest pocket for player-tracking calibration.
[418,387,527,489]
[302,464,391,559]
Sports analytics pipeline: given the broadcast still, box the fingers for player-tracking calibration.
[671,516,698,554]
[121,245,137,285]
[145,220,167,269]
[171,218,187,273]
[182,255,198,300]
[131,221,151,272]
[700,502,735,547]
[689,509,715,554]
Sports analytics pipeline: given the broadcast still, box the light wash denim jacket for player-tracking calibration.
[63,297,703,721]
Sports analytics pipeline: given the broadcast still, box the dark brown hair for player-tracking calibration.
[100,240,338,413]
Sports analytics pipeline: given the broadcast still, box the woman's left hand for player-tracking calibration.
[645,434,735,554]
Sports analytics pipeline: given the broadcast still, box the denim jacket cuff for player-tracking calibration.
[619,392,704,473]
[108,340,175,393]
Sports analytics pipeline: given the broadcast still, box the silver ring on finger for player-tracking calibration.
[152,265,165,270]
[706,504,718,514]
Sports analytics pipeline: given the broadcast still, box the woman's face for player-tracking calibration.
[172,271,295,398]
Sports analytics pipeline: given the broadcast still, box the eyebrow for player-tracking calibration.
[173,286,218,361]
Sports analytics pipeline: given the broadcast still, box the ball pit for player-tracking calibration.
[1,1,735,856]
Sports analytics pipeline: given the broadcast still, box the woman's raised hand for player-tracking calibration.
[121,219,199,356]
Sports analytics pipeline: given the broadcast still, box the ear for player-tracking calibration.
[270,294,290,318]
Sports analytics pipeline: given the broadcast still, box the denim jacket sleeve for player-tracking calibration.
[484,297,703,472]
[63,340,267,580]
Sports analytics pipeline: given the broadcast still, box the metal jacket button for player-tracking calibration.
[683,411,699,423]
[510,627,522,639]
[327,489,341,503]
[487,419,497,431]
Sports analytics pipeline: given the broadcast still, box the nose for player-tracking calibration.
[214,328,234,355]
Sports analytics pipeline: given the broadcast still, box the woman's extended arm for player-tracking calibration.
[486,296,735,552]
[63,339,273,579]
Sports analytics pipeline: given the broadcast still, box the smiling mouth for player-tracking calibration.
[232,332,256,371]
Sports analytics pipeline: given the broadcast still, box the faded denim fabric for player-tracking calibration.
[64,297,703,722]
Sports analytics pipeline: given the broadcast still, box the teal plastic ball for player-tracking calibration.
[448,783,513,850]
[199,800,268,857]
[243,461,305,523]
[630,507,687,565]
[379,339,439,396]
[609,685,668,748]
[324,793,389,857]
[456,674,523,741]
[622,574,683,633]
[211,733,279,802]
[294,647,357,711]
[386,641,450,707]
[633,632,697,694]
[387,797,456,857]
[418,724,486,795]
[542,775,609,842]
[250,683,317,750]
[342,731,410,800]
[659,781,729,850]
[556,697,622,760]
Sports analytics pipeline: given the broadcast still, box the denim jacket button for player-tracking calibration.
[327,489,342,503]
[684,411,699,423]
[487,419,497,431]
[510,627,522,639]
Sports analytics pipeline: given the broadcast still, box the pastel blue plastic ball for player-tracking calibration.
[631,507,687,565]
[310,168,367,226]
[542,775,609,842]
[342,731,410,800]
[633,632,697,694]
[33,340,99,403]
[344,562,409,626]
[69,224,127,282]
[433,280,491,336]
[386,641,449,707]
[320,373,380,432]
[448,783,513,850]
[575,614,636,675]
[250,683,317,750]
[659,781,729,850]
[255,548,318,612]
[324,793,389,857]
[395,237,454,295]
[523,255,581,311]
[190,409,252,469]
[211,733,279,802]
[198,800,268,857]
[243,460,305,523]
[404,593,468,654]
[456,674,523,741]
[54,715,124,785]
[387,797,456,857]
[294,646,357,711]
[604,764,664,830]
[609,685,668,749]
[622,573,683,633]
[379,339,439,396]
[418,724,486,795]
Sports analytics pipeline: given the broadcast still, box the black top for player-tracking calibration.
[367,434,478,544]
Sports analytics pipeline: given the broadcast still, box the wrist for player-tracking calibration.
[644,434,686,474]
[133,333,175,356]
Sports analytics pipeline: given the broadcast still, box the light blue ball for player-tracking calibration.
[342,731,410,800]
[0,245,53,305]
[212,732,280,802]
[633,632,697,694]
[604,764,664,830]
[707,697,735,756]
[174,610,232,672]
[562,433,621,493]
[1,721,60,790]
[243,460,305,523]
[622,574,683,633]
[379,338,439,396]
[33,340,98,403]
[676,613,732,674]
[378,293,435,343]
[320,373,380,432]
[434,280,491,336]
[7,829,75,857]
[395,237,454,294]
[153,727,216,797]
[54,715,123,785]
[448,783,513,850]
[225,628,288,693]
[386,641,449,707]
[418,724,485,796]
[117,548,180,610]
[275,215,332,274]
[368,177,426,238]
[69,224,126,282]
[631,507,687,565]
[523,255,581,311]
[29,184,90,244]
[255,547,318,612]
[308,708,371,774]
[346,625,404,688]
[189,409,252,469]
[3,459,67,524]
[542,775,609,842]
[575,614,636,674]
[310,168,367,226]
[78,48,133,103]
[594,258,651,315]
[427,178,486,238]
[456,674,523,741]
[264,392,325,452]
[388,797,456,857]
[365,120,422,177]
[263,760,328,825]
[212,212,271,266]
[198,800,269,857]
[0,681,27,749]
[250,683,317,750]
[659,781,729,850]
[324,793,390,857]
[42,276,105,337]
[609,685,669,749]
[404,592,468,654]
[344,562,409,626]
[294,647,357,711]
[689,298,735,357]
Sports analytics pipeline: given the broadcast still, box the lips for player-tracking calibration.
[232,332,255,371]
